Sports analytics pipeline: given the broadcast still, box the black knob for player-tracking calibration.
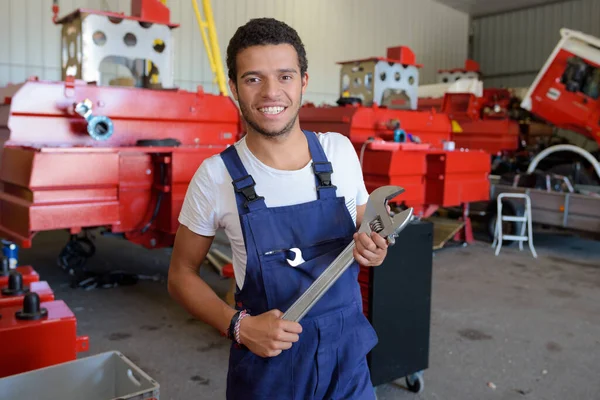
[0,257,9,277]
[1,271,29,296]
[15,292,48,321]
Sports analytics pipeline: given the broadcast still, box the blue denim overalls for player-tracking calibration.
[220,130,378,399]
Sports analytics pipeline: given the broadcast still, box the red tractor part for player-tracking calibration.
[0,267,39,287]
[0,296,89,378]
[442,89,520,154]
[437,59,482,83]
[299,105,452,150]
[300,46,491,229]
[418,73,520,155]
[355,141,490,217]
[0,0,241,252]
[521,28,600,145]
[0,275,54,309]
[0,78,239,250]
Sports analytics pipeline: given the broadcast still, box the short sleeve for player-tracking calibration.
[178,161,219,236]
[342,135,369,206]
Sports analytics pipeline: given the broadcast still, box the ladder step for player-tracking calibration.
[502,235,528,241]
[501,216,527,222]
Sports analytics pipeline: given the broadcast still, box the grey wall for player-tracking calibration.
[0,0,469,105]
[472,0,600,89]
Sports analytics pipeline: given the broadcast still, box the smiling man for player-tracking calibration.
[168,18,388,399]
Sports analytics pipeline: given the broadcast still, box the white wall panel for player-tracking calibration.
[473,0,600,89]
[0,0,469,105]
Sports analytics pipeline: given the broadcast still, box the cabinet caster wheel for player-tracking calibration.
[406,371,424,393]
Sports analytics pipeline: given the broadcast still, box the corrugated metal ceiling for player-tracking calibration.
[433,0,571,17]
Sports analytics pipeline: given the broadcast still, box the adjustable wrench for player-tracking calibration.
[282,185,414,322]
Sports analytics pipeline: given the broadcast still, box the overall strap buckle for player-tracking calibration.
[232,175,265,208]
[312,161,337,190]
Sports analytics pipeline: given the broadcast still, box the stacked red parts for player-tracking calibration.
[520,29,600,146]
[0,78,240,250]
[441,90,520,155]
[298,43,492,224]
[0,272,54,308]
[300,105,451,149]
[0,255,89,378]
[0,266,39,286]
[418,90,520,155]
[0,296,89,378]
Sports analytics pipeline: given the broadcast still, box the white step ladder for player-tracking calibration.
[492,193,537,258]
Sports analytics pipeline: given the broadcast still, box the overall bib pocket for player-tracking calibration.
[258,238,351,314]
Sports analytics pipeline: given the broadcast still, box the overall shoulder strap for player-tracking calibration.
[220,144,266,214]
[303,130,337,199]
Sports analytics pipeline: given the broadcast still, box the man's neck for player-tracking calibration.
[245,126,310,171]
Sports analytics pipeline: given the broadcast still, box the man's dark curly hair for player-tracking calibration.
[226,18,308,83]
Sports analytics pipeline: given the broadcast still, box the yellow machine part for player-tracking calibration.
[192,0,228,95]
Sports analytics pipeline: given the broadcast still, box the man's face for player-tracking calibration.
[229,44,308,139]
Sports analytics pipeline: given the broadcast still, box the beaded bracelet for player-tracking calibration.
[234,309,249,344]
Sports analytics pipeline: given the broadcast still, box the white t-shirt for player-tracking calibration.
[178,131,369,289]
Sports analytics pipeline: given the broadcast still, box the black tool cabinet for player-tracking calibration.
[359,219,434,393]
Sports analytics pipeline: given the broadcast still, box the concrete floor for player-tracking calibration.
[15,228,600,400]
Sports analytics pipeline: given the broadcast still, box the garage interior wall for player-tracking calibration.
[472,0,600,89]
[0,0,469,105]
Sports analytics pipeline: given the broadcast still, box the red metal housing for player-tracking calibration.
[424,150,491,207]
[0,281,54,308]
[300,107,491,217]
[300,45,491,221]
[0,78,239,248]
[0,266,39,287]
[299,105,451,149]
[0,299,89,378]
[418,89,520,154]
[521,29,600,145]
[442,90,520,154]
[56,5,179,28]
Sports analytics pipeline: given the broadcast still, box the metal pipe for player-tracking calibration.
[191,0,228,96]
[526,144,600,181]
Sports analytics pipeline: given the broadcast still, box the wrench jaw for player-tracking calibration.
[385,207,414,245]
[358,185,413,243]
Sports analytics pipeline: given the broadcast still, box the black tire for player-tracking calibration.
[486,200,525,246]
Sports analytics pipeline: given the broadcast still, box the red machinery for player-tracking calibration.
[418,60,520,155]
[0,0,240,261]
[0,294,89,378]
[0,273,54,308]
[440,88,520,154]
[299,47,491,227]
[0,266,39,286]
[436,59,482,83]
[521,28,600,146]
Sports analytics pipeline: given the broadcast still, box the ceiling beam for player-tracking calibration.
[472,0,576,19]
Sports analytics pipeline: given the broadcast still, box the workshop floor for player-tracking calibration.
[17,228,600,400]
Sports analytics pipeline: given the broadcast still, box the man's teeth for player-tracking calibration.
[260,106,285,114]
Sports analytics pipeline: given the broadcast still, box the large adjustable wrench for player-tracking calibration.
[282,185,414,322]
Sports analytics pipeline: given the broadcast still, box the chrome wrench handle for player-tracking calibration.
[281,205,413,323]
[281,241,356,322]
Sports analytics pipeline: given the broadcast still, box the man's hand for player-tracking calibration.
[238,309,303,358]
[353,202,391,267]
[353,231,388,267]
